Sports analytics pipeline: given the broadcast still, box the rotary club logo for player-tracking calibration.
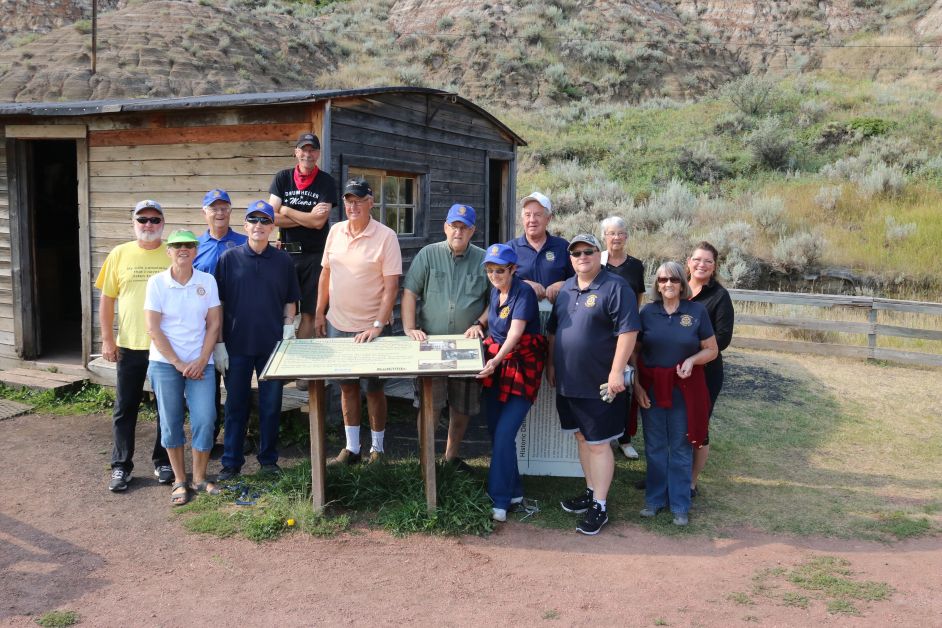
[490,245,500,255]
[585,294,597,308]
[213,191,221,198]
[458,206,467,215]
[545,251,555,262]
[197,286,206,296]
[499,306,510,319]
[680,314,694,327]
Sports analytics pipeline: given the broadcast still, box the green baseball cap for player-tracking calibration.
[166,229,199,245]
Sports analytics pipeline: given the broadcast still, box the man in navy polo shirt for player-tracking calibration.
[547,233,640,535]
[506,192,572,303]
[194,188,248,454]
[213,201,300,481]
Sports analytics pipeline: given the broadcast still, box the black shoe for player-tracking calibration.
[634,479,646,490]
[560,488,594,514]
[259,463,282,476]
[690,486,699,498]
[109,468,132,492]
[218,466,241,481]
[444,457,473,474]
[576,502,609,535]
[154,464,173,484]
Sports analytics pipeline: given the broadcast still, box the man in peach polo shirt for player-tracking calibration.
[315,178,402,465]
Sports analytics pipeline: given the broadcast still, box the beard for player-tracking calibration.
[135,226,164,243]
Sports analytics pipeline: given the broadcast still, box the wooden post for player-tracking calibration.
[418,376,437,511]
[308,379,327,512]
[867,307,878,360]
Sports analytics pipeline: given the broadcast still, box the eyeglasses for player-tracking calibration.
[245,216,273,225]
[205,206,231,214]
[485,268,508,275]
[690,257,715,265]
[135,216,162,224]
[569,249,597,258]
[447,223,472,231]
[657,276,682,284]
[344,198,372,206]
[169,242,196,249]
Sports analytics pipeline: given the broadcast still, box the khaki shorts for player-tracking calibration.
[412,377,482,416]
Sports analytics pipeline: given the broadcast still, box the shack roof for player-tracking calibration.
[0,86,526,145]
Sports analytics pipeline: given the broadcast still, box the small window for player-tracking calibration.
[349,168,417,235]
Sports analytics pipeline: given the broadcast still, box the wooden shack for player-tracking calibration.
[0,87,525,370]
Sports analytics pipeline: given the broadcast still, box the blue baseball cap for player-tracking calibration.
[482,243,517,266]
[445,203,476,227]
[202,189,231,207]
[245,200,275,220]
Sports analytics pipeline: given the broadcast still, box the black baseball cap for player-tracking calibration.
[296,133,320,149]
[343,178,373,198]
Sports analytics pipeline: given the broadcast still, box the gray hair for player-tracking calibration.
[599,216,628,239]
[647,261,692,302]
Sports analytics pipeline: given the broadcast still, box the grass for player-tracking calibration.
[744,555,894,615]
[177,457,493,542]
[34,610,79,627]
[0,382,121,416]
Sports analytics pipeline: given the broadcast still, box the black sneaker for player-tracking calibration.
[154,464,173,484]
[560,488,594,513]
[443,457,474,474]
[259,463,282,476]
[576,502,609,535]
[218,466,241,481]
[109,468,132,492]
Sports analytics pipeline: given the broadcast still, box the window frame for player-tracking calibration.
[341,154,429,246]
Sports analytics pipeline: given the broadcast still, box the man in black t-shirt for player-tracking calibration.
[269,132,338,342]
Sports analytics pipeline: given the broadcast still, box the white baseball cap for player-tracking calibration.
[520,191,552,213]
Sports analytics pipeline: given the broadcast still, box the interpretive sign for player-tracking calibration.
[260,335,484,380]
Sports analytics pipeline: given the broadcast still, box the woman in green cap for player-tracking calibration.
[143,229,222,505]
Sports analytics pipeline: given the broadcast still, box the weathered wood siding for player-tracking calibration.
[86,104,323,347]
[0,136,13,357]
[330,93,517,265]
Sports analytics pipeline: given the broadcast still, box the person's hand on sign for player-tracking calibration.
[476,356,500,379]
[465,321,485,339]
[405,327,427,341]
[354,322,383,344]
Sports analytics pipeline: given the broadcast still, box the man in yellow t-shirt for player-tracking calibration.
[95,200,172,492]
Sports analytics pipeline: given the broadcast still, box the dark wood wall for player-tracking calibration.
[329,92,517,266]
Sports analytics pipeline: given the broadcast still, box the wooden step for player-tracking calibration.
[0,368,89,395]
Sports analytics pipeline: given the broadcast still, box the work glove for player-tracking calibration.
[213,343,229,375]
[283,324,296,340]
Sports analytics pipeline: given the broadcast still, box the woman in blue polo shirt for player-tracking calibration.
[144,230,222,506]
[633,261,718,526]
[472,244,545,523]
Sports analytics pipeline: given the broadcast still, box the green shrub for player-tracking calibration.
[772,232,826,273]
[723,74,778,116]
[848,117,891,138]
[747,116,795,170]
[676,144,731,184]
[73,19,92,34]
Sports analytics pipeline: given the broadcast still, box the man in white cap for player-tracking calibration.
[506,191,572,304]
[402,203,489,470]
[96,200,172,491]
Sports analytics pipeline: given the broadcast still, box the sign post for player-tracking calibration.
[261,335,484,512]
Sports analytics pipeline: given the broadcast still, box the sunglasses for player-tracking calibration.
[485,268,508,275]
[169,242,196,249]
[135,216,163,224]
[657,276,682,284]
[569,249,597,258]
[245,216,273,225]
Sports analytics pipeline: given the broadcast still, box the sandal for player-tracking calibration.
[170,482,190,506]
[191,480,220,496]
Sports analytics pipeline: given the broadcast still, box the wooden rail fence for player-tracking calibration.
[728,289,942,368]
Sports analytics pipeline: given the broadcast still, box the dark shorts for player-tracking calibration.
[412,377,481,416]
[556,394,627,444]
[291,253,321,315]
[326,321,385,392]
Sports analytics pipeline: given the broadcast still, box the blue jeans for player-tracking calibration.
[148,361,216,452]
[222,353,284,470]
[640,386,693,515]
[485,388,531,510]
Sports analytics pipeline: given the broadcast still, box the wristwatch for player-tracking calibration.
[372,320,384,329]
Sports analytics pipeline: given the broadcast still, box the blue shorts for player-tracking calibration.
[556,393,627,444]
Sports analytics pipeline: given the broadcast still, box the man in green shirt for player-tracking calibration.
[402,204,489,469]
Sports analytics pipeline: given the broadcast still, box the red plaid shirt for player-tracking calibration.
[481,333,547,403]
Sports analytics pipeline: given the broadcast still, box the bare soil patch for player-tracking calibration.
[1,403,941,626]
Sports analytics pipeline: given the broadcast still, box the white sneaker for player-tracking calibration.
[492,508,507,522]
[620,443,640,460]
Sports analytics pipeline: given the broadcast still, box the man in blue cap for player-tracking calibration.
[213,201,301,480]
[193,188,247,455]
[402,203,489,469]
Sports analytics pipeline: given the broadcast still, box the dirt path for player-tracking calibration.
[1,412,940,627]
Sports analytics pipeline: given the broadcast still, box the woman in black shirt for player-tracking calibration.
[686,241,735,496]
[600,216,645,460]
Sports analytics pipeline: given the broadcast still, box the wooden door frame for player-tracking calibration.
[5,125,90,363]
